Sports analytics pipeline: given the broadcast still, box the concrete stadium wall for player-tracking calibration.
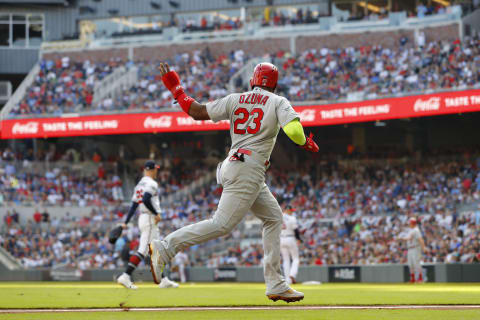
[1,264,479,283]
[295,29,415,53]
[133,38,291,62]
[40,23,461,63]
[0,49,39,74]
[0,206,108,224]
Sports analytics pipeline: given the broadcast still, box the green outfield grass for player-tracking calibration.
[0,282,480,320]
[2,310,480,320]
[0,282,479,308]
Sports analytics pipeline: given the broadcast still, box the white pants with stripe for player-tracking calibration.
[138,213,159,256]
[407,247,422,277]
[280,236,299,281]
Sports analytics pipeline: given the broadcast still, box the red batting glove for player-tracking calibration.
[161,70,185,99]
[161,70,195,114]
[300,132,319,153]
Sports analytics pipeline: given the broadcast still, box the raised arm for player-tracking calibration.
[159,63,210,120]
[283,119,319,152]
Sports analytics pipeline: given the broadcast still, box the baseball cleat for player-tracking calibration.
[148,241,165,285]
[117,273,138,290]
[267,288,304,303]
[159,277,179,288]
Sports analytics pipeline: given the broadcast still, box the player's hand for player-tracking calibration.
[300,132,319,153]
[154,215,162,224]
[158,62,171,77]
[121,223,127,229]
[159,62,185,99]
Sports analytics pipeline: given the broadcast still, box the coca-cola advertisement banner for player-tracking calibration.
[2,89,480,139]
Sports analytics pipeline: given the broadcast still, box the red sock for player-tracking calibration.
[126,252,144,275]
[409,273,415,283]
[418,272,423,282]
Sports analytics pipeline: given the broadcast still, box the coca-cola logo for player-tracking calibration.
[12,122,39,134]
[414,97,440,112]
[299,109,316,122]
[143,116,172,128]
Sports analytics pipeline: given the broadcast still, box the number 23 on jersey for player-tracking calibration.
[232,92,270,135]
[233,108,264,135]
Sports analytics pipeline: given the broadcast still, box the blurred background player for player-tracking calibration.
[173,250,189,283]
[403,217,427,283]
[117,160,178,289]
[280,205,301,285]
[150,62,319,303]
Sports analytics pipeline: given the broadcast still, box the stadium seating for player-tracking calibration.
[2,152,479,269]
[8,36,480,117]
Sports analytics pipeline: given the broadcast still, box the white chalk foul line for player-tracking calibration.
[1,305,480,313]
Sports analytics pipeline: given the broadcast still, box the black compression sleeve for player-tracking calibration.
[125,202,139,224]
[294,228,301,241]
[142,192,158,215]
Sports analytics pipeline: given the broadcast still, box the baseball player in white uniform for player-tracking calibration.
[280,206,301,284]
[149,62,319,302]
[117,160,178,289]
[403,217,426,283]
[173,250,189,283]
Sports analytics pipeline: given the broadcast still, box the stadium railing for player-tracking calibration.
[228,57,271,93]
[0,246,22,270]
[92,65,138,106]
[0,81,12,105]
[38,8,462,54]
[160,171,216,206]
[0,64,40,120]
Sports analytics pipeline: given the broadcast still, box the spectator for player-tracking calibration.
[33,209,42,224]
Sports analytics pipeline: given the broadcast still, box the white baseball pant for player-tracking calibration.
[153,152,289,295]
[138,213,159,256]
[178,263,186,283]
[280,236,299,282]
[407,247,422,279]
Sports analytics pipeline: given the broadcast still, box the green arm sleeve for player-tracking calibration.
[282,119,306,145]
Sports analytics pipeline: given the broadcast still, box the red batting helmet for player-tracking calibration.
[409,217,417,225]
[250,62,278,89]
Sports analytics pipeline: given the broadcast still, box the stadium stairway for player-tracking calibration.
[228,57,271,93]
[91,65,138,106]
[160,171,216,207]
[1,62,137,118]
[1,63,40,119]
[0,246,22,271]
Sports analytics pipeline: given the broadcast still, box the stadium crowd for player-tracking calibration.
[9,57,119,116]
[274,36,480,102]
[92,48,247,112]
[2,152,480,269]
[0,170,124,207]
[9,36,480,116]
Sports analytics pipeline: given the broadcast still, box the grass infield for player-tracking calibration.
[0,282,479,319]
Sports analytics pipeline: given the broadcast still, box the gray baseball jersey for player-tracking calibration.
[155,87,299,295]
[206,87,299,159]
[407,227,422,249]
[406,226,423,278]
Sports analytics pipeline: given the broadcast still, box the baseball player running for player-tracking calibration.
[280,206,301,285]
[404,217,426,283]
[116,160,178,289]
[149,62,319,302]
